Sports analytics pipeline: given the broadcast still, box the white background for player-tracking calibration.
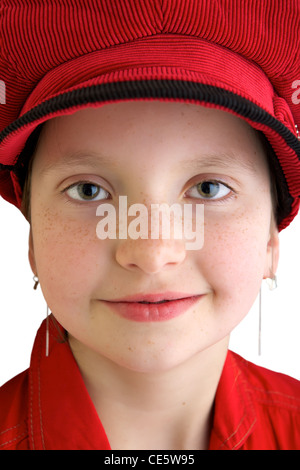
[0,195,299,386]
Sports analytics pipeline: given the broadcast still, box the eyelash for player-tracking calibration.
[184,180,234,202]
[62,179,235,203]
[62,181,111,202]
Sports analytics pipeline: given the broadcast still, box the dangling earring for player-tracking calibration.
[266,244,277,291]
[33,275,39,290]
[259,271,278,356]
[32,275,50,357]
[258,287,262,356]
[266,272,277,291]
[46,305,50,357]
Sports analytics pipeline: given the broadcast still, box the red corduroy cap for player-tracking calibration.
[0,0,300,230]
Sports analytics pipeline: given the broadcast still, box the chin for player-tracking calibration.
[107,343,209,374]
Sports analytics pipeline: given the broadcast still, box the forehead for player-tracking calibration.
[34,101,268,175]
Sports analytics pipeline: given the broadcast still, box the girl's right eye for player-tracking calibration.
[64,182,110,201]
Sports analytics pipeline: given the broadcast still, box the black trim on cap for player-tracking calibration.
[0,80,300,155]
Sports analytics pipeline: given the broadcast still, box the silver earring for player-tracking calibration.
[266,273,277,291]
[267,243,277,290]
[259,273,277,356]
[46,305,50,357]
[33,275,39,290]
[258,287,262,356]
[32,276,50,357]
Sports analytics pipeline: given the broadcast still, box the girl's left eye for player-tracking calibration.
[186,180,232,200]
[64,182,110,201]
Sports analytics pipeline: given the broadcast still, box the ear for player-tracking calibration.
[28,228,37,276]
[263,223,279,280]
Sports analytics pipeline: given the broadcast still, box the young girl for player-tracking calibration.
[0,0,299,450]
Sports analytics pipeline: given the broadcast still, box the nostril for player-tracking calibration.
[127,263,138,270]
[115,238,186,274]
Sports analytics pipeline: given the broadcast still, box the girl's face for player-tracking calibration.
[29,101,278,372]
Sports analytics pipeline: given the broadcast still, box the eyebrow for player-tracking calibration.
[40,150,257,176]
[39,152,113,176]
[180,152,257,175]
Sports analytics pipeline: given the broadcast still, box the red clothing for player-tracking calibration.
[0,320,299,450]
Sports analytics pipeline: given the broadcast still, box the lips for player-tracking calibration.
[101,292,202,322]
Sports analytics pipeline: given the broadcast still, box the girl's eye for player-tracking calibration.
[186,181,231,200]
[65,182,110,201]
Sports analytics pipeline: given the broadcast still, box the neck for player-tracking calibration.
[69,336,229,450]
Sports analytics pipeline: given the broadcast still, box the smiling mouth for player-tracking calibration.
[101,294,203,322]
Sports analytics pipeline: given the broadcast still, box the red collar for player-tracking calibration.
[208,350,257,449]
[28,319,256,450]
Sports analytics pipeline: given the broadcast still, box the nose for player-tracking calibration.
[115,238,186,274]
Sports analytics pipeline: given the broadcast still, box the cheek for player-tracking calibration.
[196,208,270,315]
[31,206,108,310]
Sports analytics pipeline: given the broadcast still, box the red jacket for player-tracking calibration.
[0,320,299,450]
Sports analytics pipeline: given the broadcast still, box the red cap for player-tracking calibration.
[0,0,299,230]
